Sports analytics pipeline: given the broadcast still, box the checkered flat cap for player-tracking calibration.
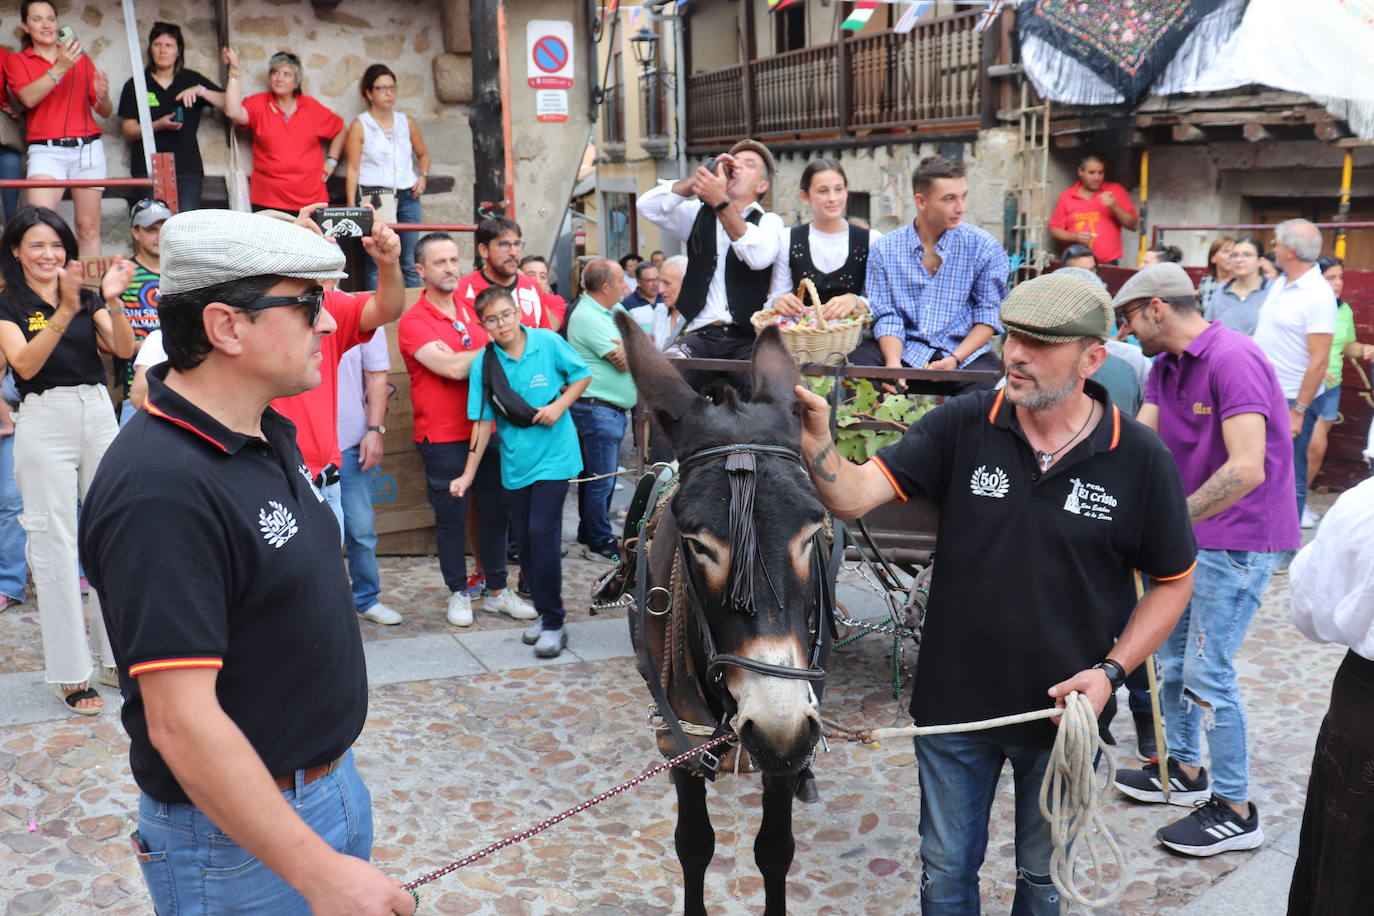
[1000,272,1113,343]
[159,209,347,296]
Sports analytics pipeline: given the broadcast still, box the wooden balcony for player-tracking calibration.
[687,8,985,151]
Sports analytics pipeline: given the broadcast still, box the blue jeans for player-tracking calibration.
[416,439,509,593]
[133,750,373,915]
[913,732,1060,915]
[1158,548,1281,803]
[362,189,421,290]
[0,431,26,601]
[507,479,569,630]
[570,401,627,552]
[1291,399,1317,517]
[0,145,22,221]
[340,445,382,613]
[320,480,343,546]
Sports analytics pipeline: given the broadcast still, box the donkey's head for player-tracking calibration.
[617,313,826,773]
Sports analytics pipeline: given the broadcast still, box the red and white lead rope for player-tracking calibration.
[402,733,736,896]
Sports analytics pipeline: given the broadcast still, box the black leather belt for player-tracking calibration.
[579,397,627,412]
[313,463,341,488]
[35,134,101,148]
[359,185,396,196]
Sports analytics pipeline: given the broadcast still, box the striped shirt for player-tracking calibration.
[864,221,1008,368]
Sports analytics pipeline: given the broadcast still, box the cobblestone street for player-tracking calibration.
[0,492,1347,914]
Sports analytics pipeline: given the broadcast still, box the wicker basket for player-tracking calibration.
[750,278,869,365]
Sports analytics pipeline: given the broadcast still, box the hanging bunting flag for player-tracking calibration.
[842,0,879,31]
[894,1,932,33]
[977,0,1006,32]
[768,0,804,10]
[603,0,620,20]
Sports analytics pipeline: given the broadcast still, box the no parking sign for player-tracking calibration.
[528,20,575,89]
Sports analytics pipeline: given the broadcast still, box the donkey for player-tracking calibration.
[614,313,832,916]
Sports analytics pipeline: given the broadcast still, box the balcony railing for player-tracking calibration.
[687,8,983,148]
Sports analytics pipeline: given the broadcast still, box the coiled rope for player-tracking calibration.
[827,691,1124,908]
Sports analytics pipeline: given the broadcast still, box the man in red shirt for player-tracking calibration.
[271,205,406,559]
[398,231,536,628]
[456,218,554,331]
[1049,155,1139,265]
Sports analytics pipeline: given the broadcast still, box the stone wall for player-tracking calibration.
[8,0,591,262]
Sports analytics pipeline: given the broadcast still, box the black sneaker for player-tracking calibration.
[1114,757,1210,806]
[1157,797,1263,856]
[1133,712,1158,761]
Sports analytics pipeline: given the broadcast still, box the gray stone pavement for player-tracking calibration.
[0,485,1349,914]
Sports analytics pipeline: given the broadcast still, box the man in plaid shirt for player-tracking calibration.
[850,156,1008,394]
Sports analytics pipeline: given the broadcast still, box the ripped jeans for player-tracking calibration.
[1158,548,1282,804]
[913,732,1060,915]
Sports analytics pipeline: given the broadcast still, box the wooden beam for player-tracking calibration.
[1053,133,1084,149]
[470,0,507,218]
[1243,122,1272,143]
[1172,123,1207,143]
[1315,119,1353,142]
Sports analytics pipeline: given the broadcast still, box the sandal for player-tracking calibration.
[57,683,102,716]
[98,666,119,688]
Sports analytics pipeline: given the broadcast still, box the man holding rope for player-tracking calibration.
[796,272,1195,913]
[80,211,414,915]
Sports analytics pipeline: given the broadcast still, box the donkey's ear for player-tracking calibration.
[749,324,803,406]
[614,310,705,426]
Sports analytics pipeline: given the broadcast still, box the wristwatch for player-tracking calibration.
[367,425,386,435]
[1291,401,1309,415]
[1092,659,1127,691]
[712,199,731,212]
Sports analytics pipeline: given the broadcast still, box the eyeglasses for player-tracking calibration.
[481,309,519,328]
[240,286,325,326]
[1114,302,1148,324]
[452,319,472,349]
[370,83,397,93]
[491,240,525,252]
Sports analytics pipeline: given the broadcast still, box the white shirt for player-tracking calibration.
[636,183,787,332]
[133,329,166,368]
[650,304,685,351]
[357,111,418,190]
[1291,476,1374,661]
[1252,264,1337,398]
[767,223,882,308]
[337,328,391,451]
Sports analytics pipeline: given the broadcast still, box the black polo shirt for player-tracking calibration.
[873,380,1196,745]
[0,288,108,399]
[80,364,367,804]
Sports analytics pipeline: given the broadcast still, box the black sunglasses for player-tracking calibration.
[240,286,325,326]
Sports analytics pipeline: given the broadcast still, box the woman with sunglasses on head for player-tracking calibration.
[0,206,135,715]
[344,63,430,290]
[117,22,226,212]
[222,47,344,215]
[768,158,880,321]
[3,1,112,257]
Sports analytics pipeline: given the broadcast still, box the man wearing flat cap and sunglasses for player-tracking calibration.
[79,210,415,915]
[1110,263,1298,858]
[795,272,1196,913]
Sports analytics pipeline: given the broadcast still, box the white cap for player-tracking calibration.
[159,209,347,295]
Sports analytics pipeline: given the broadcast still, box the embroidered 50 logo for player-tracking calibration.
[969,465,1010,499]
[259,500,299,548]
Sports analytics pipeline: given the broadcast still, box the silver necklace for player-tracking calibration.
[1034,402,1096,471]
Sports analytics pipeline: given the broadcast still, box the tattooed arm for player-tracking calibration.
[1186,412,1267,523]
[795,385,898,518]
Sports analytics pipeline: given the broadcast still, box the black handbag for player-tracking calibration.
[480,343,539,427]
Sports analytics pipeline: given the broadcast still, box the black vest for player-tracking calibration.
[787,222,870,304]
[677,205,771,329]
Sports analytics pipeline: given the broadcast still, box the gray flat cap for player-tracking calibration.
[159,209,347,296]
[1111,262,1196,308]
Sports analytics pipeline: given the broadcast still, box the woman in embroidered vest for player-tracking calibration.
[768,158,881,320]
[344,63,431,290]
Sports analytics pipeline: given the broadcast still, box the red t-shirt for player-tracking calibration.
[542,291,567,327]
[5,47,101,141]
[1049,181,1138,264]
[456,270,553,330]
[242,93,344,211]
[272,290,374,476]
[397,289,488,444]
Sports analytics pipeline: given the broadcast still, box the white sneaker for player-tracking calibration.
[360,602,403,625]
[485,589,537,620]
[1300,505,1319,529]
[446,592,473,627]
[522,621,544,645]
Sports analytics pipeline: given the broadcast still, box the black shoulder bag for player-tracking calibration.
[480,342,540,428]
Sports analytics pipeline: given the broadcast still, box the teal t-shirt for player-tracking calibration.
[566,295,638,409]
[468,327,591,490]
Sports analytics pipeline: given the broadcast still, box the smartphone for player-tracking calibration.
[312,207,373,239]
[57,25,76,46]
[172,107,184,124]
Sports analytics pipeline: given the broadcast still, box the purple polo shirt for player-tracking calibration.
[1144,321,1300,553]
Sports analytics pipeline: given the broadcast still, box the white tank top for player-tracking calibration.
[357,111,417,190]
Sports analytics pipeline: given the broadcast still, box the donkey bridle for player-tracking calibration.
[634,443,835,775]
